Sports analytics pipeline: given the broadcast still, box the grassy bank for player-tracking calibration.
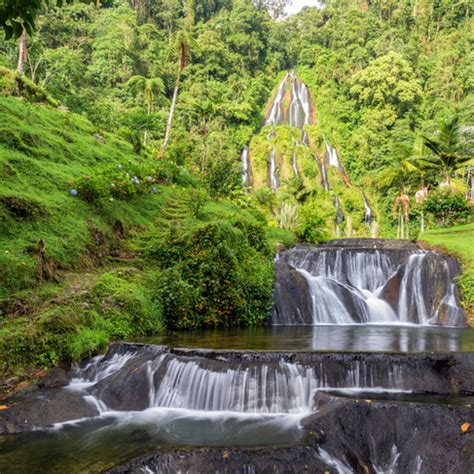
[0,90,285,394]
[420,223,474,324]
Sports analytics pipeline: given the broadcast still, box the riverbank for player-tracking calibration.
[420,223,474,324]
[0,93,280,396]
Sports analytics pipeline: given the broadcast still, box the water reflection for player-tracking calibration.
[134,326,474,353]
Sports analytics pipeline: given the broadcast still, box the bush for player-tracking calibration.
[424,188,471,227]
[75,160,192,204]
[296,199,331,243]
[147,219,273,329]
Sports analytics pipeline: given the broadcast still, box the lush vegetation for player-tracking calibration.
[0,88,282,392]
[421,224,474,323]
[0,0,472,390]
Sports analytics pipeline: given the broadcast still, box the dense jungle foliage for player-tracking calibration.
[0,0,472,388]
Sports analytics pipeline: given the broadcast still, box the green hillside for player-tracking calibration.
[0,82,279,392]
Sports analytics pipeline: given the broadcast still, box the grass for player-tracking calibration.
[0,91,281,395]
[420,223,474,323]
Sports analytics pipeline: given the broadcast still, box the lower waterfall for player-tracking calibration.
[273,240,467,326]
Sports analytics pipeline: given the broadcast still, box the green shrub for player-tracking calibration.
[75,160,194,203]
[296,199,331,243]
[147,219,273,329]
[424,188,471,227]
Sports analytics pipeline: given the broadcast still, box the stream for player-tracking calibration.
[1,239,472,473]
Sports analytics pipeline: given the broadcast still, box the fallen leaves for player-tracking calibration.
[460,422,470,433]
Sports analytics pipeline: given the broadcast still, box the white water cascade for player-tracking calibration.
[289,72,311,128]
[67,348,415,420]
[318,156,330,191]
[241,145,250,184]
[326,143,339,167]
[275,244,466,326]
[362,192,374,224]
[292,149,299,179]
[269,149,278,191]
[265,73,289,125]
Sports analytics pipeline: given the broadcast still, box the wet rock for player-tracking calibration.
[303,392,474,474]
[107,445,331,474]
[0,388,97,434]
[272,260,312,324]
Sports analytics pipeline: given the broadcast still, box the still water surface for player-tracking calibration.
[133,325,474,353]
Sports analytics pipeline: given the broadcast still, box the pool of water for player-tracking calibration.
[0,409,303,473]
[132,325,474,353]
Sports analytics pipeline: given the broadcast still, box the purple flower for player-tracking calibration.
[70,189,78,197]
[151,186,157,194]
[147,176,153,182]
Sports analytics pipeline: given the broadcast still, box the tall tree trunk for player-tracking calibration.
[160,65,181,159]
[17,29,27,74]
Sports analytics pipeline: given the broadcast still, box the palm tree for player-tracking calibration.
[159,30,192,158]
[125,75,164,144]
[420,116,473,185]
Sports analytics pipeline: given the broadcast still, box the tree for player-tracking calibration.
[125,75,164,144]
[16,28,27,73]
[0,0,71,39]
[160,29,192,158]
[420,116,474,185]
[253,0,291,20]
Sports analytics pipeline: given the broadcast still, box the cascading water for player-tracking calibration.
[288,73,311,128]
[334,196,344,236]
[301,130,309,146]
[317,155,330,191]
[362,192,374,224]
[269,149,278,191]
[241,145,250,184]
[326,143,339,167]
[68,346,425,420]
[292,148,299,179]
[265,73,289,125]
[273,240,467,326]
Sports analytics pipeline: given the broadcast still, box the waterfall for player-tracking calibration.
[265,74,289,125]
[326,143,339,167]
[289,73,311,129]
[66,346,424,421]
[302,130,309,146]
[241,146,250,184]
[292,149,299,179]
[273,242,467,326]
[362,192,374,224]
[334,197,344,237]
[317,156,329,191]
[269,149,278,191]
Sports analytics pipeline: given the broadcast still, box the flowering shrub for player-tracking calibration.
[74,160,193,203]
